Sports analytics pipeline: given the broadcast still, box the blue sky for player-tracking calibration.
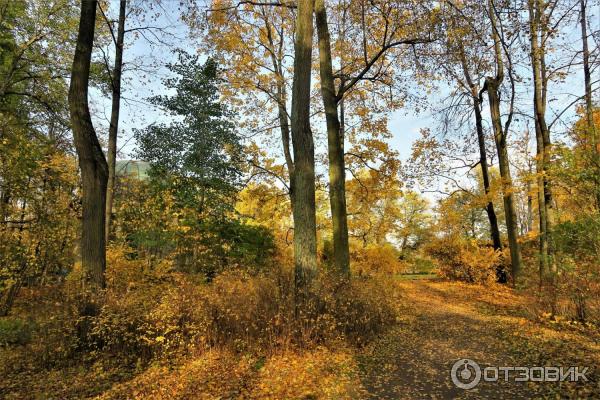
[91,1,434,164]
[91,0,598,190]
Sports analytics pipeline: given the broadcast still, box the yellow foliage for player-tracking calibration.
[425,236,504,284]
[352,243,407,276]
[248,347,366,399]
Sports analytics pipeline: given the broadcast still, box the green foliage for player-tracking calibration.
[0,0,80,316]
[0,317,32,346]
[551,215,600,322]
[113,177,276,278]
[554,215,600,259]
[0,0,78,117]
[135,51,242,213]
[122,52,275,278]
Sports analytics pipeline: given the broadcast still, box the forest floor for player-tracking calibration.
[2,279,599,399]
[357,279,600,399]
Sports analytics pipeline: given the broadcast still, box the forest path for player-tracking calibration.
[356,279,600,399]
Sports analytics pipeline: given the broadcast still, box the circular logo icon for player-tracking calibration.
[451,358,482,389]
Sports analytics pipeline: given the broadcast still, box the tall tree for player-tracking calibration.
[315,0,432,275]
[527,0,555,283]
[104,0,127,243]
[68,0,109,289]
[439,1,503,254]
[580,0,600,208]
[315,0,349,275]
[480,0,523,283]
[201,3,296,205]
[290,0,317,296]
[454,34,503,253]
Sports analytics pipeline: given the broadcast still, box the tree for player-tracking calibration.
[0,0,80,316]
[346,140,402,247]
[480,0,523,284]
[133,52,263,278]
[579,0,599,208]
[290,0,317,298]
[104,0,127,243]
[135,52,242,211]
[200,2,296,204]
[315,0,349,276]
[315,0,434,276]
[428,2,503,252]
[527,0,555,282]
[68,0,109,290]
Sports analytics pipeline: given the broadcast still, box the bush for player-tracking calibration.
[352,244,407,276]
[551,215,600,322]
[78,247,397,365]
[425,236,503,284]
[0,317,32,346]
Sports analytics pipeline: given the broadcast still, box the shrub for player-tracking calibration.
[352,244,407,276]
[78,247,397,365]
[425,236,503,284]
[199,267,397,349]
[551,215,600,322]
[0,317,32,346]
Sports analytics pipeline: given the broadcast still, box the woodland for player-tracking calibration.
[0,0,599,398]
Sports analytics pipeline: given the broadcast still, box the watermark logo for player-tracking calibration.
[451,359,482,389]
[451,359,589,390]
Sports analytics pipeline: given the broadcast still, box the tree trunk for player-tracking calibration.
[473,94,502,252]
[277,82,295,204]
[484,0,523,284]
[457,44,502,254]
[535,122,548,285]
[528,0,556,283]
[290,0,317,298]
[315,0,350,277]
[105,0,127,244]
[0,190,31,317]
[487,81,523,284]
[475,97,506,283]
[69,0,109,290]
[580,0,600,208]
[261,13,295,205]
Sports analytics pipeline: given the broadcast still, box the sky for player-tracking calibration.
[90,0,599,195]
[91,1,432,164]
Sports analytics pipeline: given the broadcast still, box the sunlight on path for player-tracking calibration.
[357,280,600,399]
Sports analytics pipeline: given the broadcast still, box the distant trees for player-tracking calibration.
[0,0,80,316]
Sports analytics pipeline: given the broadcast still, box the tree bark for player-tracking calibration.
[69,0,109,290]
[105,0,127,244]
[535,122,548,284]
[473,90,502,251]
[528,0,557,283]
[487,83,523,284]
[291,0,317,297]
[457,44,502,254]
[484,0,523,284]
[580,0,600,208]
[315,0,350,276]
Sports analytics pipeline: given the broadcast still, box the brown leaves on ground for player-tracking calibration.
[2,279,598,399]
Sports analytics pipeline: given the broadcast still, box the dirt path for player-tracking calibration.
[357,279,600,399]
